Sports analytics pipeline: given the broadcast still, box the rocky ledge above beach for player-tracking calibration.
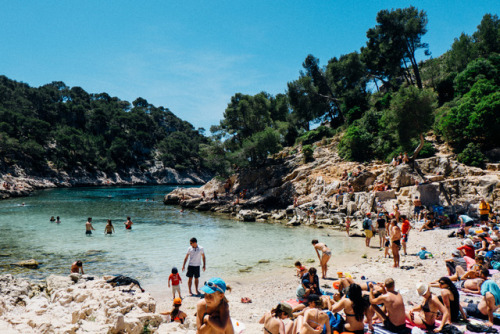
[164,140,500,231]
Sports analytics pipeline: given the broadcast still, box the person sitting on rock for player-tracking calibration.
[71,260,84,274]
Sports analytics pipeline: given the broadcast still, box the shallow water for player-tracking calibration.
[0,185,364,287]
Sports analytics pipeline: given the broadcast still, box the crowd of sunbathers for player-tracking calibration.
[261,209,500,334]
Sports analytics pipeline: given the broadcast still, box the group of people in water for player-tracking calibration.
[82,216,134,235]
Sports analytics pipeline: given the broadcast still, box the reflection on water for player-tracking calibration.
[0,185,364,286]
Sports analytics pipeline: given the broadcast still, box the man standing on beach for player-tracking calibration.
[182,237,206,295]
[479,198,491,223]
[363,213,373,247]
[391,221,402,268]
[369,278,407,333]
[85,218,95,236]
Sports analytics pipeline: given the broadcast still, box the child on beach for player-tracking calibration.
[295,261,307,277]
[384,236,391,258]
[168,267,182,299]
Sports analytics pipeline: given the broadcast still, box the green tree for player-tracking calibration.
[473,14,500,57]
[385,86,437,158]
[363,6,429,90]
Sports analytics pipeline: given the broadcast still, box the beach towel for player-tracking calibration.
[363,323,411,334]
[464,256,476,271]
[283,298,302,308]
[481,280,500,305]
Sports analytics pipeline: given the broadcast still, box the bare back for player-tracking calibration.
[384,291,406,326]
[391,226,401,241]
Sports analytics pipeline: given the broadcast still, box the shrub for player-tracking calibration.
[295,126,335,146]
[457,143,486,168]
[302,144,314,162]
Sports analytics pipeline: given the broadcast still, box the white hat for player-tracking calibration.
[416,283,429,296]
[464,239,474,246]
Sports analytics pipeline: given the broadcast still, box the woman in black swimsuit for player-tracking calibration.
[330,283,373,334]
[259,302,293,334]
[437,277,467,322]
[406,283,450,332]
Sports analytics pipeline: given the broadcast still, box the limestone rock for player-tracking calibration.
[11,259,39,269]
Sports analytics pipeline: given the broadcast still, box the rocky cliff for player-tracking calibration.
[164,140,500,231]
[0,164,213,200]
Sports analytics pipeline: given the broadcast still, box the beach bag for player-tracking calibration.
[325,311,344,332]
[362,218,370,230]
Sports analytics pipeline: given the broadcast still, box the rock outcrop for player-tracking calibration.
[164,141,500,232]
[0,274,171,333]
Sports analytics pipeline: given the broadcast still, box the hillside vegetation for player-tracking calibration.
[0,8,498,179]
[207,9,499,175]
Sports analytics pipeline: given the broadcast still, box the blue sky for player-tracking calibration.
[1,1,497,131]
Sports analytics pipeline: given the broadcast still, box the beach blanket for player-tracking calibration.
[363,323,411,334]
[283,298,302,308]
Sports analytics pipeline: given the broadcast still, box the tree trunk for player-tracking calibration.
[411,133,425,160]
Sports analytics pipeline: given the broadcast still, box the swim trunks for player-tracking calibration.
[383,319,407,333]
[365,229,373,238]
[402,234,408,242]
[385,240,390,247]
[393,240,401,248]
[465,302,488,319]
[454,280,465,289]
[186,265,200,278]
[86,230,92,235]
[106,232,112,235]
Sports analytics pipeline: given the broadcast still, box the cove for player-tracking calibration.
[0,185,364,287]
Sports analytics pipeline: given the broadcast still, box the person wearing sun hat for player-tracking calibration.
[406,283,449,332]
[160,297,187,324]
[457,238,476,258]
[259,302,294,334]
[196,277,234,333]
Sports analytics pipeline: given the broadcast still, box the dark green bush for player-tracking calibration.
[302,144,314,162]
[295,126,335,146]
[457,143,486,168]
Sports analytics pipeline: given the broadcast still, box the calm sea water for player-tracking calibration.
[0,185,363,287]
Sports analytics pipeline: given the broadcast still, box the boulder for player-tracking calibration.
[194,202,213,211]
[237,210,256,222]
[46,275,74,294]
[417,183,441,207]
[11,259,39,269]
[181,198,202,208]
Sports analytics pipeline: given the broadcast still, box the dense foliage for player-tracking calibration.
[0,78,207,173]
[2,9,498,177]
[207,9,499,170]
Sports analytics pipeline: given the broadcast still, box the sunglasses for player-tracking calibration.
[205,281,224,293]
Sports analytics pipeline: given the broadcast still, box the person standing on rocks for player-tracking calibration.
[312,239,331,279]
[85,218,95,236]
[182,237,206,295]
[363,213,373,247]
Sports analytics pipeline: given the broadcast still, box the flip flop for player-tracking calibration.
[241,297,252,303]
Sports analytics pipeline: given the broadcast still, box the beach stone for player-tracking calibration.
[375,189,396,201]
[12,259,39,269]
[46,275,73,293]
[194,201,213,211]
[417,183,440,207]
[237,210,256,222]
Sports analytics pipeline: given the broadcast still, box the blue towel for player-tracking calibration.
[481,280,500,306]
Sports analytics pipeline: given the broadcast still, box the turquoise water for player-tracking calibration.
[0,186,363,287]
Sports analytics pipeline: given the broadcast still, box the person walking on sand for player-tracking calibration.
[85,218,95,236]
[391,220,402,268]
[169,267,183,299]
[71,260,84,274]
[369,278,407,333]
[104,219,115,235]
[311,239,331,279]
[124,216,133,230]
[182,237,206,295]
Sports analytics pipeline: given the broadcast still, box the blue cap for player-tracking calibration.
[493,226,499,231]
[201,277,226,294]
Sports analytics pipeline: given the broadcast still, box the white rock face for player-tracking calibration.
[0,275,167,333]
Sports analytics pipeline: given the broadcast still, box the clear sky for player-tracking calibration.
[1,1,497,131]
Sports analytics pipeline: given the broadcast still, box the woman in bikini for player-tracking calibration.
[196,277,234,334]
[292,294,331,334]
[330,283,373,334]
[311,239,331,279]
[406,283,449,333]
[259,302,294,334]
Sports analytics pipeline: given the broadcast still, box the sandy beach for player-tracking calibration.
[149,227,480,333]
